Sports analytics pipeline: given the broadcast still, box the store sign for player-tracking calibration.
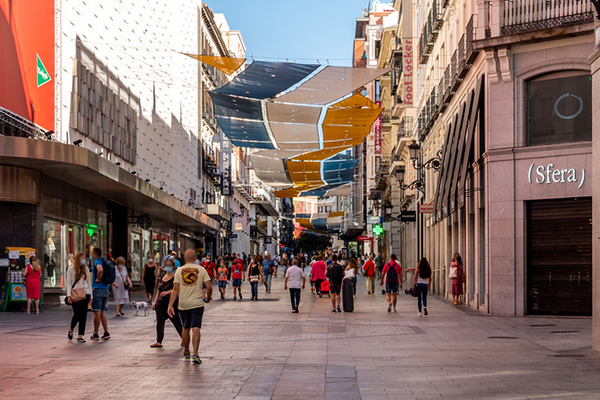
[419,204,434,214]
[374,101,382,154]
[235,222,243,231]
[403,40,413,106]
[401,211,416,222]
[528,163,586,189]
[367,216,382,225]
[264,236,272,244]
[220,131,232,196]
[11,284,26,301]
[358,236,373,242]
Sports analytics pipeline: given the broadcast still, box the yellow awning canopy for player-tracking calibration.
[184,54,246,75]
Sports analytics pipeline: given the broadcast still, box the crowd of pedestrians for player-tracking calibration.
[55,245,467,365]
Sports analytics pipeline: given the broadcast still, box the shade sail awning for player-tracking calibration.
[266,102,322,124]
[276,66,391,105]
[183,54,246,74]
[211,92,263,120]
[214,61,320,99]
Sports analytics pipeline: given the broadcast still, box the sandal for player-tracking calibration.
[150,343,163,348]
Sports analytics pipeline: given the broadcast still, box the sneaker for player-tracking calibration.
[424,308,428,316]
[393,309,397,313]
[68,330,73,340]
[233,297,237,301]
[239,293,243,300]
[388,303,392,313]
[337,307,341,313]
[101,332,111,340]
[192,355,202,365]
[183,352,191,361]
[77,337,86,343]
[331,309,337,314]
[90,333,100,341]
[419,312,422,317]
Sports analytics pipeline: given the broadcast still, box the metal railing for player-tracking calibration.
[419,0,445,64]
[501,0,594,35]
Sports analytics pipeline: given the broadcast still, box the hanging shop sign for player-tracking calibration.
[367,216,383,225]
[220,130,232,196]
[419,204,434,214]
[527,163,586,189]
[401,211,416,222]
[358,236,373,242]
[235,222,243,231]
[264,236,272,244]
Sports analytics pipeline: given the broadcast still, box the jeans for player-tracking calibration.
[250,281,259,298]
[289,288,301,310]
[91,289,108,312]
[70,294,91,336]
[155,301,183,343]
[263,274,272,291]
[417,283,429,312]
[351,276,357,296]
[366,276,375,293]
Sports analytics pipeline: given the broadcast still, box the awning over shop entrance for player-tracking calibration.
[0,136,219,231]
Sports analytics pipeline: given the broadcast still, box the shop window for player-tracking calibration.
[43,220,63,288]
[130,232,142,281]
[527,72,591,146]
[67,225,83,269]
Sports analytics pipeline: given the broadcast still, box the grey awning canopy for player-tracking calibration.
[0,136,220,231]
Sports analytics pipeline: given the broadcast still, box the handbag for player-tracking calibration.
[250,275,259,283]
[344,269,355,279]
[64,278,85,304]
[118,266,131,290]
[449,266,458,279]
[411,286,420,297]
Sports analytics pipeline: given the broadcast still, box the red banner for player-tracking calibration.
[374,101,382,154]
[0,0,55,131]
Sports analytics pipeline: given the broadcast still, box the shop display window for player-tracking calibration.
[67,225,83,269]
[130,232,142,281]
[527,73,591,146]
[142,230,150,269]
[43,220,63,288]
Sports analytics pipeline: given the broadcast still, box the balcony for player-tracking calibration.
[419,0,445,64]
[205,204,229,222]
[501,0,594,35]
[451,15,480,91]
[390,50,403,95]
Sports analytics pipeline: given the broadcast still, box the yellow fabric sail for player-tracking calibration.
[184,54,246,75]
[330,93,379,110]
[292,145,355,161]
[323,107,382,127]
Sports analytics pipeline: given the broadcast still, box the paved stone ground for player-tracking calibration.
[1,275,599,400]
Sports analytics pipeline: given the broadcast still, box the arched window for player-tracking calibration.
[527,71,591,146]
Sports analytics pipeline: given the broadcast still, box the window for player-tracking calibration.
[44,220,63,288]
[527,72,591,146]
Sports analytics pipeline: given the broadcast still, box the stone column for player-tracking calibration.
[590,48,600,351]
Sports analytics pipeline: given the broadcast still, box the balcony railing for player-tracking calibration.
[502,0,593,34]
[419,0,445,64]
[397,116,414,143]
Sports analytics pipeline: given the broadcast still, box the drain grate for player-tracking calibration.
[488,336,520,339]
[550,330,579,334]
[530,324,556,327]
[552,354,585,358]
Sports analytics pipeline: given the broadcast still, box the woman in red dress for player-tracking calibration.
[450,252,463,305]
[22,255,42,314]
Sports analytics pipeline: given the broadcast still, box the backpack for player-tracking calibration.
[101,258,116,285]
[386,262,398,283]
[329,263,344,283]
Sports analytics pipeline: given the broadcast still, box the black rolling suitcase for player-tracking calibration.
[342,278,354,312]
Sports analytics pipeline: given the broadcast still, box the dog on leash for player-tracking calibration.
[130,301,149,316]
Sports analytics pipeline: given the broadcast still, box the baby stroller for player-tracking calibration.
[320,280,331,297]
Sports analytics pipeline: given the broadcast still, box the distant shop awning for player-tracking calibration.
[251,200,279,217]
[0,136,219,231]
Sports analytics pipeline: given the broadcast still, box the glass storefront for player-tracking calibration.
[67,224,83,269]
[130,231,142,281]
[142,230,150,271]
[43,219,63,288]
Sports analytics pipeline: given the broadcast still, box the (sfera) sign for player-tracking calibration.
[528,163,586,189]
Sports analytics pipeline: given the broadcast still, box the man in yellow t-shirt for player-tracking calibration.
[168,249,212,365]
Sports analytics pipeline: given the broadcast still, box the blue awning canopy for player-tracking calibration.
[213,61,320,99]
[216,117,274,149]
[211,92,263,120]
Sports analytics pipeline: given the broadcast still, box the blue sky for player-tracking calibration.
[210,0,372,66]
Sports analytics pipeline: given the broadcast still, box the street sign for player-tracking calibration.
[228,234,238,239]
[419,204,434,214]
[373,224,384,236]
[358,236,373,242]
[367,216,382,225]
[37,54,51,87]
[401,211,416,222]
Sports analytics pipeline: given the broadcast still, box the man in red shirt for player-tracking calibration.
[380,254,402,313]
[363,254,376,295]
[231,258,245,300]
[201,255,215,282]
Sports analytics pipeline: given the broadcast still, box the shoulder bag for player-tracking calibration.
[449,266,458,279]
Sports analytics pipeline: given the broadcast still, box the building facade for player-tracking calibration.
[369,0,595,315]
[0,1,268,302]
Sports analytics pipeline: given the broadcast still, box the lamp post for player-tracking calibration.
[394,141,443,261]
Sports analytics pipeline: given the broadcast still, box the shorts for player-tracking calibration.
[330,282,342,294]
[91,289,109,311]
[386,282,400,294]
[232,278,242,287]
[218,281,227,288]
[179,307,205,329]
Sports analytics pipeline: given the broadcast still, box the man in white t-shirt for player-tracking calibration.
[284,259,305,313]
